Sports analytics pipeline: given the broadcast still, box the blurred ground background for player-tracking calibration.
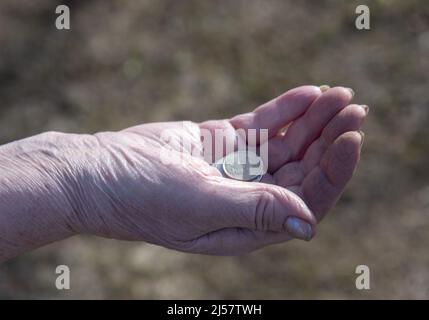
[0,0,429,299]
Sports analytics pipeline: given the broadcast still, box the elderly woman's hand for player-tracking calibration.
[0,85,367,261]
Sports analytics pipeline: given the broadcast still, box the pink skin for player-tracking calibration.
[0,86,367,262]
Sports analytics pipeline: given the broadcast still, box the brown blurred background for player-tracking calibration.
[0,0,429,299]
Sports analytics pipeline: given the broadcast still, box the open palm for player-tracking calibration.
[228,85,366,222]
[112,86,366,254]
[162,85,368,223]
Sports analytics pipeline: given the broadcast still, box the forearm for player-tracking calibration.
[0,133,76,262]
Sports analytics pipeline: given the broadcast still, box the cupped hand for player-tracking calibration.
[57,85,366,255]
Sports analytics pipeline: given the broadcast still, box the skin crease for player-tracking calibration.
[0,86,367,262]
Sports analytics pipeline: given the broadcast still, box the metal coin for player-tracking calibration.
[213,157,226,176]
[222,150,265,181]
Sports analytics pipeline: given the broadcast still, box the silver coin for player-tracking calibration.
[222,150,265,181]
[213,157,226,176]
[250,174,263,182]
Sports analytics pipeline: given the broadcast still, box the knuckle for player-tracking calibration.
[33,131,64,145]
[254,189,276,231]
[335,140,357,165]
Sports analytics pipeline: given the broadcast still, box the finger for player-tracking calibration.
[261,171,302,197]
[183,227,313,256]
[273,104,367,187]
[273,161,305,187]
[301,131,363,221]
[200,176,316,235]
[300,104,368,176]
[199,119,239,162]
[229,86,322,140]
[268,87,354,172]
[198,86,322,162]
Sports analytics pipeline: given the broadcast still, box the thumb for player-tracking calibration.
[202,177,316,241]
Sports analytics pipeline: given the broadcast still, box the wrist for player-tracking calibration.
[0,131,82,261]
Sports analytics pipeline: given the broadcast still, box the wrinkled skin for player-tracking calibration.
[0,86,367,261]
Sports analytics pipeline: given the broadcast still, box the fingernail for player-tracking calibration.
[346,87,355,98]
[361,104,369,115]
[285,217,314,241]
[319,85,330,92]
[358,130,365,147]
